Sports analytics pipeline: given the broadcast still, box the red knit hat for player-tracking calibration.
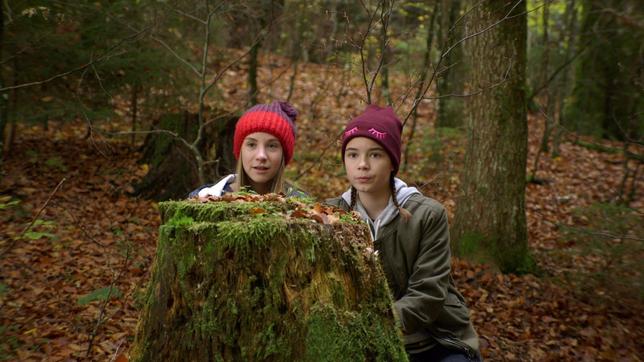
[233,101,298,165]
[341,104,403,174]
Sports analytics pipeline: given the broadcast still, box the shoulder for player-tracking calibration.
[187,174,235,198]
[187,183,213,198]
[325,196,350,210]
[403,194,447,220]
[283,181,310,199]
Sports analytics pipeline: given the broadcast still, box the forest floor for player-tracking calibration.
[1,54,643,361]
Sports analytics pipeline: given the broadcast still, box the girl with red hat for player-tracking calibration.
[190,101,305,198]
[326,105,481,361]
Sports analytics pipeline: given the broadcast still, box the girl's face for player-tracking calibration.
[344,137,393,196]
[241,132,283,192]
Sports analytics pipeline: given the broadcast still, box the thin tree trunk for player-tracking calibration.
[452,0,530,273]
[286,60,298,103]
[530,0,551,181]
[0,3,5,161]
[379,0,392,105]
[4,57,18,157]
[436,0,464,129]
[403,2,438,172]
[248,41,261,105]
[553,0,577,157]
[538,0,551,153]
[131,83,139,145]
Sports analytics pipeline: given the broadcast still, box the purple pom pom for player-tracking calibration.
[278,102,298,123]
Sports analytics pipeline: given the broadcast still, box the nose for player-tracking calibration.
[357,155,369,170]
[255,145,268,161]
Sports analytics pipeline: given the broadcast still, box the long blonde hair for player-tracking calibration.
[233,156,286,194]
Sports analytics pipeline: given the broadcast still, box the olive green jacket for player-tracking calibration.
[326,192,479,357]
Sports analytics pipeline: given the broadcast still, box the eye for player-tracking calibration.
[245,141,256,149]
[268,142,281,150]
[346,152,358,159]
[370,152,383,158]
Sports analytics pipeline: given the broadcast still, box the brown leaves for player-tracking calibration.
[194,192,353,225]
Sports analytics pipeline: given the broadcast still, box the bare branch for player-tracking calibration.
[0,28,148,92]
[85,247,131,358]
[424,62,512,100]
[64,209,106,248]
[402,0,525,125]
[529,44,588,100]
[358,1,381,104]
[169,6,207,25]
[1,178,66,258]
[149,34,201,76]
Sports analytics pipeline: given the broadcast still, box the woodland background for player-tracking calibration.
[0,0,642,361]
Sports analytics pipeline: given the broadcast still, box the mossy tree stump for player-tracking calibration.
[130,197,407,361]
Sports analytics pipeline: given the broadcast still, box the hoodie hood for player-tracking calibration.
[341,178,421,239]
[197,174,236,198]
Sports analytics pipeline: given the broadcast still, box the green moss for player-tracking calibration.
[305,304,407,362]
[132,200,405,361]
[456,231,537,274]
[216,217,287,253]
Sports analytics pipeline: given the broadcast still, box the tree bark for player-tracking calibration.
[436,0,465,129]
[130,200,407,361]
[131,83,139,145]
[248,40,261,105]
[403,1,439,172]
[552,0,578,157]
[379,0,392,105]
[0,3,5,161]
[452,0,530,273]
[133,111,237,201]
[565,0,643,140]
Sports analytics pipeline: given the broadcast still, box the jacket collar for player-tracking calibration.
[341,177,421,239]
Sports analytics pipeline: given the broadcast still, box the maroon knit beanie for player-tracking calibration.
[341,104,403,174]
[233,101,298,165]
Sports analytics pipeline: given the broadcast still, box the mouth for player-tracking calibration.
[355,176,372,183]
[253,166,270,173]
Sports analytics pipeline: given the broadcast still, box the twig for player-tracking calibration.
[423,61,512,100]
[108,338,125,362]
[294,130,343,181]
[358,1,382,104]
[402,0,525,125]
[0,178,66,257]
[85,247,131,358]
[562,226,644,242]
[0,28,148,92]
[63,209,106,248]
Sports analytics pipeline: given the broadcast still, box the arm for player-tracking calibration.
[394,206,452,333]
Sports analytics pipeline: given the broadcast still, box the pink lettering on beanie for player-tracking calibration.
[341,105,403,174]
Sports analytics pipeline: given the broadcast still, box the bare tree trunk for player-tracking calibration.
[538,0,551,153]
[552,0,577,157]
[379,0,392,105]
[436,0,465,129]
[0,3,5,161]
[286,60,298,103]
[4,57,17,157]
[452,0,531,273]
[403,2,438,172]
[248,39,261,105]
[530,0,551,181]
[131,83,139,145]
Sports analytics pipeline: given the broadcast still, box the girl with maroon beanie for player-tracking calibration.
[190,101,305,198]
[326,105,481,361]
